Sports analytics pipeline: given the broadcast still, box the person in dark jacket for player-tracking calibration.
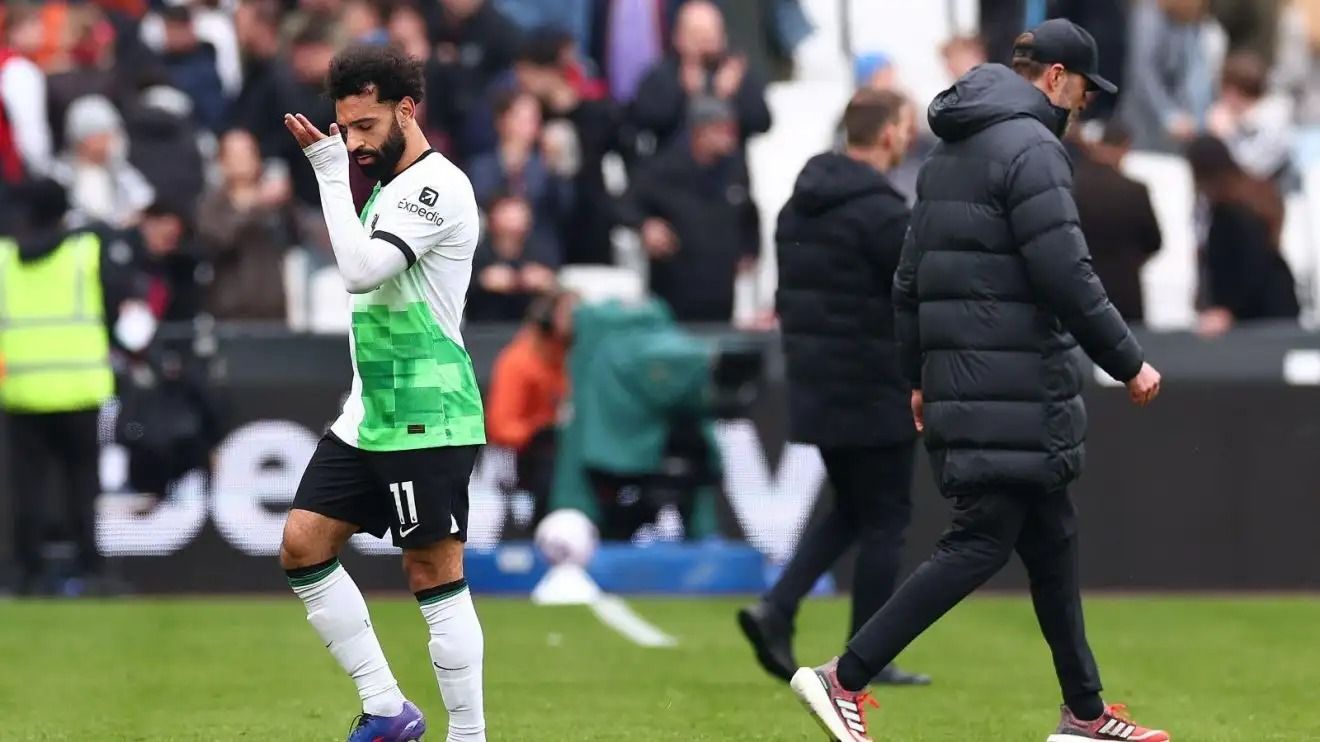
[737,89,928,688]
[618,96,760,322]
[1185,134,1299,337]
[790,21,1169,742]
[1074,120,1162,322]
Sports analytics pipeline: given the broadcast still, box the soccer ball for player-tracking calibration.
[534,509,599,567]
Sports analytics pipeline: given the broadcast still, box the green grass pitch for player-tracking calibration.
[2,595,1317,740]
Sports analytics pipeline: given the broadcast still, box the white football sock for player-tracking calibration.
[419,580,486,741]
[289,559,406,717]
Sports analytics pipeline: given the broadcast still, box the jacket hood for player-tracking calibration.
[927,63,1069,142]
[789,152,897,215]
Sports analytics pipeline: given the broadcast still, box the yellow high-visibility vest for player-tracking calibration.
[0,232,114,413]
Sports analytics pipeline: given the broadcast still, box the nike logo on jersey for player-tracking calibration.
[400,523,422,538]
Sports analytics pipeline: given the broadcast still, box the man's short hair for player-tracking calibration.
[843,89,908,147]
[940,35,985,60]
[325,44,425,104]
[1221,50,1268,99]
[1010,32,1050,80]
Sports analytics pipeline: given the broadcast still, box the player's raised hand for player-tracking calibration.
[284,113,340,149]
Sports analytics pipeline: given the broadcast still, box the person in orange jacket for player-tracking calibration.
[486,288,577,533]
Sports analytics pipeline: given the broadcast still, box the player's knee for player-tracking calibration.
[402,544,462,592]
[279,534,332,571]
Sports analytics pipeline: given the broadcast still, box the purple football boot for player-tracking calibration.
[346,700,426,742]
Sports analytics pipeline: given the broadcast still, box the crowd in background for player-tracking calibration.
[0,0,1318,335]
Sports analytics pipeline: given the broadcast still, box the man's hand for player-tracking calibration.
[1196,307,1234,338]
[284,113,338,149]
[680,61,706,95]
[479,264,518,293]
[713,55,747,99]
[641,218,678,259]
[911,389,924,433]
[520,263,557,292]
[1126,362,1161,407]
[1166,112,1196,142]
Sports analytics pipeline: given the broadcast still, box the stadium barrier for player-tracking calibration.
[1,323,1318,593]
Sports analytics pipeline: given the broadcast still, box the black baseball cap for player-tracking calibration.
[1012,18,1117,94]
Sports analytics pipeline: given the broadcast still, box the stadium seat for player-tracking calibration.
[1122,151,1199,330]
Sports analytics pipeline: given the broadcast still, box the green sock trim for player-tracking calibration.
[417,584,468,607]
[286,559,341,588]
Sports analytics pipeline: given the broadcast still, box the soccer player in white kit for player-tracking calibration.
[278,44,486,742]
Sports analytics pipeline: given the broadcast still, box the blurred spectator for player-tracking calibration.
[136,200,207,323]
[125,83,208,213]
[487,288,576,532]
[1275,1,1320,130]
[1186,135,1299,336]
[230,0,284,150]
[939,35,987,83]
[631,0,771,156]
[466,193,560,321]
[425,0,523,158]
[1049,0,1127,119]
[1211,0,1285,61]
[854,52,898,91]
[593,0,679,104]
[620,96,759,322]
[1,178,138,596]
[196,129,292,321]
[52,94,154,229]
[154,5,228,133]
[43,5,128,155]
[274,19,338,255]
[514,31,622,265]
[496,0,592,51]
[1121,0,1227,152]
[1206,50,1294,183]
[1074,121,1163,322]
[140,0,243,100]
[468,90,575,245]
[0,3,53,185]
[343,0,389,45]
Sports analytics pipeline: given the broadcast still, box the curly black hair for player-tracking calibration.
[325,44,425,104]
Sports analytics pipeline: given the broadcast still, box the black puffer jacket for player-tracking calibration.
[776,152,914,449]
[893,64,1143,496]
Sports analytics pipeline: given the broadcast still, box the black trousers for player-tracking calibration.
[847,488,1103,701]
[766,441,915,639]
[9,410,103,580]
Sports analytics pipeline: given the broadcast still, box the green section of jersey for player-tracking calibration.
[350,300,485,450]
[346,180,485,451]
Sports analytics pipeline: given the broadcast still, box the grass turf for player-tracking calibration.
[1,595,1317,740]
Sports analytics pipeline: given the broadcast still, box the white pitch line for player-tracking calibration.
[588,595,678,648]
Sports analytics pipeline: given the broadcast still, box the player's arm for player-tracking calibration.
[285,114,409,293]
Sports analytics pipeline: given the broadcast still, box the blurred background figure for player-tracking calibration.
[425,0,523,160]
[631,0,771,158]
[52,94,154,229]
[1206,50,1295,186]
[1074,120,1164,322]
[196,128,292,322]
[0,179,137,596]
[939,34,986,83]
[467,89,575,245]
[486,289,576,537]
[741,88,929,688]
[467,193,559,322]
[0,3,54,191]
[135,199,206,324]
[1186,134,1299,336]
[154,5,226,133]
[854,51,898,91]
[620,96,759,322]
[1120,0,1226,152]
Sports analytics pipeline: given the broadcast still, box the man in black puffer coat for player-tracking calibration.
[737,89,928,688]
[790,21,1170,742]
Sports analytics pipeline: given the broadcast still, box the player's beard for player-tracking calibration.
[354,118,407,181]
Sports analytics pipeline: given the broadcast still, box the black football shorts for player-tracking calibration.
[293,432,480,548]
